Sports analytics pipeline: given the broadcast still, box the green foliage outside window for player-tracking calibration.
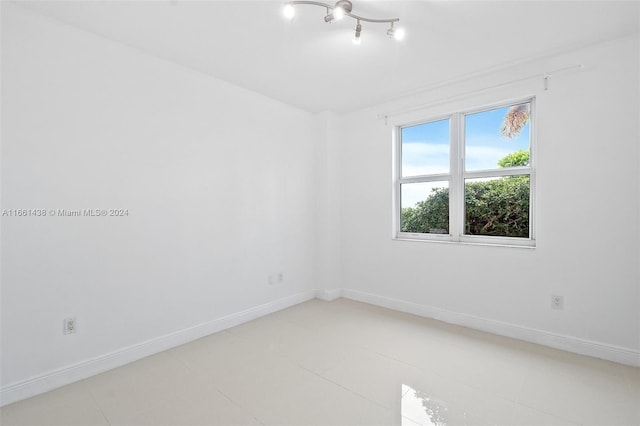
[464,174,530,237]
[401,186,450,235]
[400,153,530,237]
[497,149,530,168]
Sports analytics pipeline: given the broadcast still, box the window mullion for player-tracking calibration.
[449,113,462,241]
[399,174,452,185]
[463,167,531,179]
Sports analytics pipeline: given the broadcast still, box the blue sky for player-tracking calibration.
[401,104,530,208]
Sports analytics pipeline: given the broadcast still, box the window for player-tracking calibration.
[395,98,535,247]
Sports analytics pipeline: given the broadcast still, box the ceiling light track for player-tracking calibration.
[283,0,404,43]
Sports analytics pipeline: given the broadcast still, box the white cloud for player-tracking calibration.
[401,143,514,173]
[465,145,513,170]
[403,143,449,157]
[402,165,448,176]
[402,143,449,174]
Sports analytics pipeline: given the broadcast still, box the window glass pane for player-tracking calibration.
[401,181,449,234]
[464,176,530,238]
[401,119,450,177]
[465,103,530,171]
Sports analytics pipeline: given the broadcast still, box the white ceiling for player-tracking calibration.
[11,0,640,113]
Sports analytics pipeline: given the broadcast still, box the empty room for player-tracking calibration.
[1,0,639,425]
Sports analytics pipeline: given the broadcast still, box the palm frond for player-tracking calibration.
[500,104,530,138]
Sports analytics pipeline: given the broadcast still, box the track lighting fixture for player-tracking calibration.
[283,0,404,44]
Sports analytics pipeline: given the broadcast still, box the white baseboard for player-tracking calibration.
[0,290,316,407]
[341,288,640,367]
[315,288,342,301]
[3,287,638,407]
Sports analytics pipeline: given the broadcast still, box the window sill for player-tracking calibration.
[393,234,536,249]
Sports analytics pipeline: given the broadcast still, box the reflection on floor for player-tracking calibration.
[1,298,639,425]
[402,384,447,426]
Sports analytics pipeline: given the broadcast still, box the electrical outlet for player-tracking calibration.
[551,295,564,310]
[278,273,284,284]
[63,317,77,334]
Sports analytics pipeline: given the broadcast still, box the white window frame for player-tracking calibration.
[393,97,536,248]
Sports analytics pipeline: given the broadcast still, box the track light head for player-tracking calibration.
[387,22,405,41]
[283,4,295,20]
[353,20,362,44]
[333,0,352,20]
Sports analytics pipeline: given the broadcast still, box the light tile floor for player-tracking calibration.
[2,298,639,425]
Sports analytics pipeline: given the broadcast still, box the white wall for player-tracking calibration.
[1,4,319,399]
[331,36,640,363]
[314,111,343,300]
